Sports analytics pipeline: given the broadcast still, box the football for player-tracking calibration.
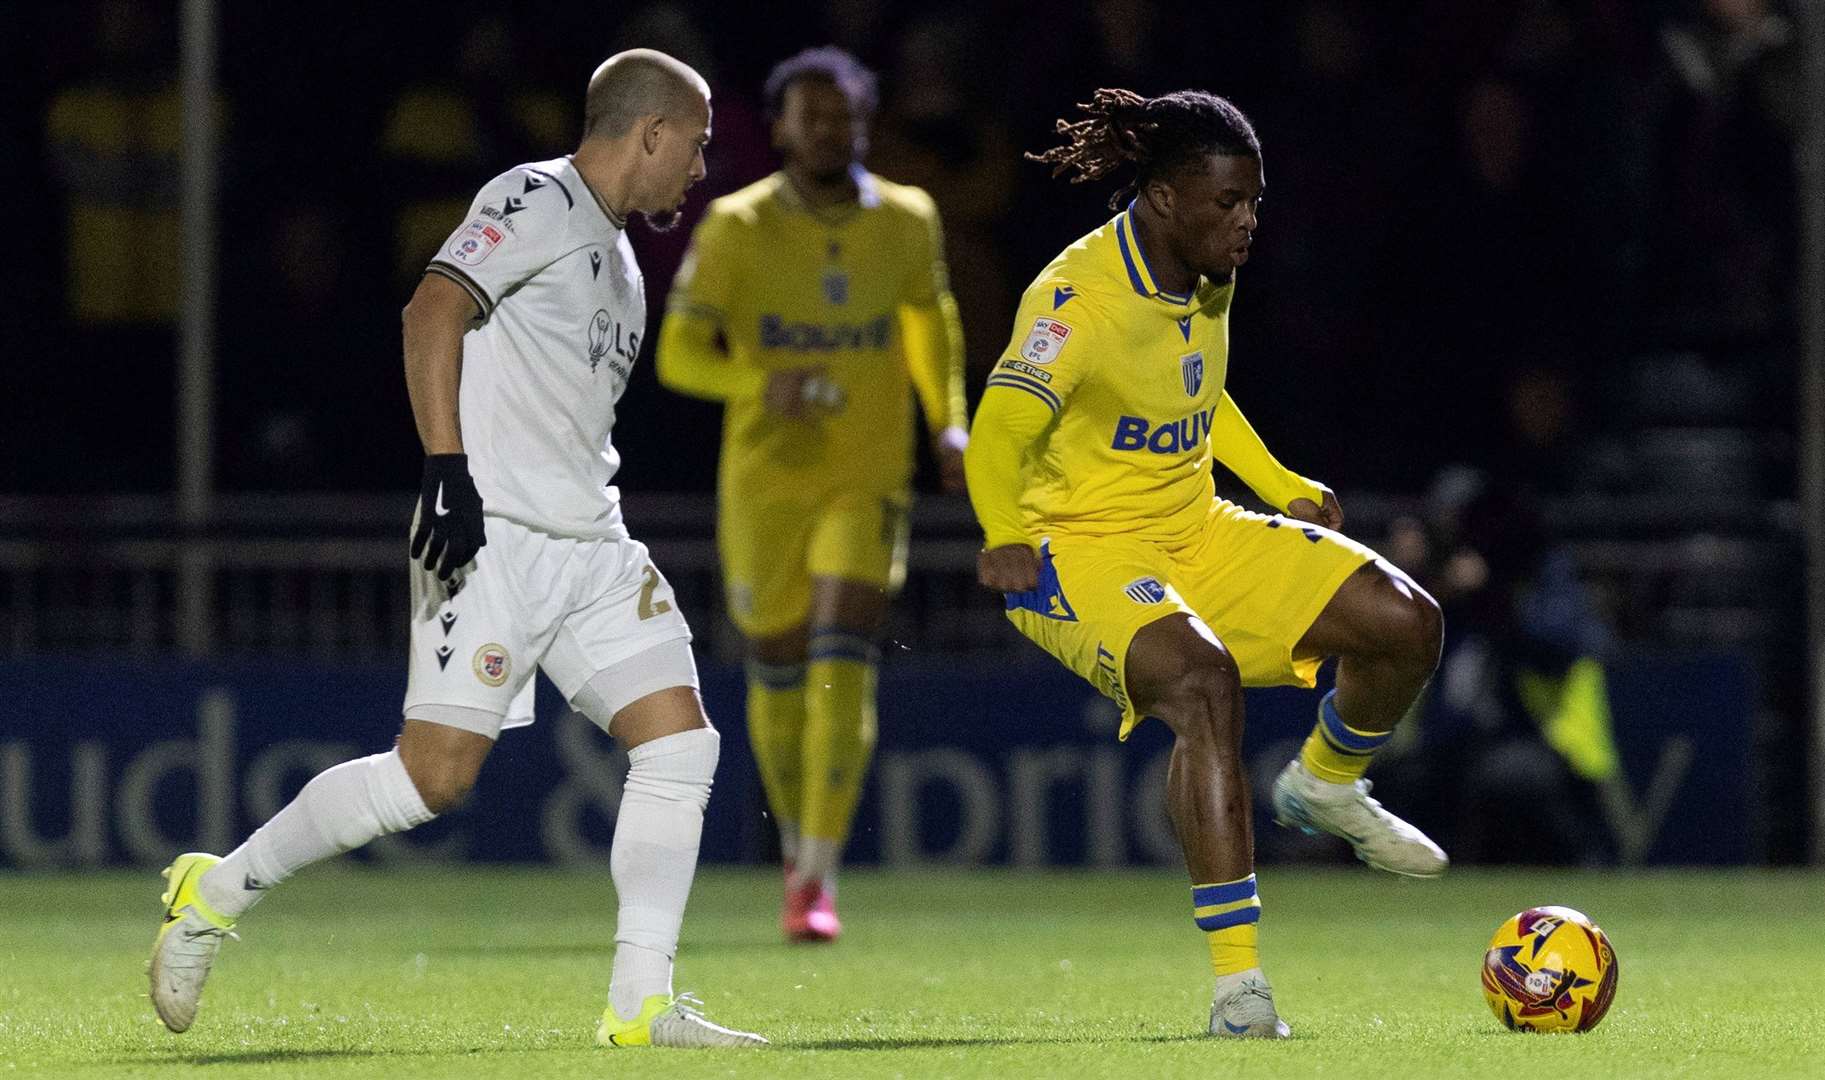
[1481,906,1619,1033]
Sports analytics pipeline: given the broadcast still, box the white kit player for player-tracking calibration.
[147,50,766,1049]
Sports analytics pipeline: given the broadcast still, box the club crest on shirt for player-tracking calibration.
[1020,317,1072,365]
[822,266,849,305]
[1123,577,1168,605]
[449,220,504,266]
[473,643,510,687]
[1181,351,1205,397]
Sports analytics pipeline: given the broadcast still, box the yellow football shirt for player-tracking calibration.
[966,205,1323,551]
[659,171,965,497]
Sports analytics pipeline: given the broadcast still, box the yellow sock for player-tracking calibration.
[1194,875,1261,976]
[1298,689,1393,784]
[745,661,807,852]
[800,632,878,848]
[1209,924,1260,977]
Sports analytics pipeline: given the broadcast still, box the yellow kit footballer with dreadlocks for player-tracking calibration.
[966,88,1449,1038]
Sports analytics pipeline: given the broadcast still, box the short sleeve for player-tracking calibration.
[425,169,571,320]
[982,280,1099,416]
[667,203,741,322]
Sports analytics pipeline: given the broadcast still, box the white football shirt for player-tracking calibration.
[426,156,644,541]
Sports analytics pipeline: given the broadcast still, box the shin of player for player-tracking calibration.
[149,49,763,1048]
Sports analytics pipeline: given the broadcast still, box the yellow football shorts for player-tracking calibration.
[720,488,911,639]
[1006,500,1376,738]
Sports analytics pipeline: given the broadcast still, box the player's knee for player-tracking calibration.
[750,626,808,667]
[625,726,721,812]
[1390,587,1444,674]
[811,577,890,635]
[1152,646,1242,745]
[413,770,477,816]
[403,754,482,815]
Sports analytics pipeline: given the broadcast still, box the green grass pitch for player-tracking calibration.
[1,866,1820,1078]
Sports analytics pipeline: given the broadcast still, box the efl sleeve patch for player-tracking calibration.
[1019,317,1072,365]
[448,220,506,266]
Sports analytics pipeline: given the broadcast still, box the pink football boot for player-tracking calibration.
[782,870,841,943]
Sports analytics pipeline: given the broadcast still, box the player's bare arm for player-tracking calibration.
[402,272,488,581]
[402,272,475,455]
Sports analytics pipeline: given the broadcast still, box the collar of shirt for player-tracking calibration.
[775,164,879,225]
[1113,200,1198,312]
[566,155,628,231]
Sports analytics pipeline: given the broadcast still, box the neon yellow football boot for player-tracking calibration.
[148,852,236,1033]
[596,992,768,1049]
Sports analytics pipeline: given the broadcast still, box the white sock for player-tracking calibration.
[608,727,718,1022]
[778,819,801,867]
[795,835,842,889]
[200,750,433,919]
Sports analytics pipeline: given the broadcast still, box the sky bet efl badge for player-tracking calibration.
[450,220,504,266]
[1020,317,1071,364]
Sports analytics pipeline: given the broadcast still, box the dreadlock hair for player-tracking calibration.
[763,46,879,122]
[1027,89,1260,210]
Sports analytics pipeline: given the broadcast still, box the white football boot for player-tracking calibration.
[1272,759,1448,877]
[1209,968,1291,1038]
[597,992,769,1048]
[149,852,237,1032]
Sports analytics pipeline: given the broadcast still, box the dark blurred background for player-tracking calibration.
[2,0,1819,869]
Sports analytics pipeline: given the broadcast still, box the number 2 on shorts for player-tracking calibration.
[638,565,673,620]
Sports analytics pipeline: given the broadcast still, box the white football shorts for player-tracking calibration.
[402,514,693,738]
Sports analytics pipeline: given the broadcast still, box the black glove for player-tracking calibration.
[410,453,487,581]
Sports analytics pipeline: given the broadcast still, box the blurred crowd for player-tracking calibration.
[4,0,1810,865]
[9,0,1802,500]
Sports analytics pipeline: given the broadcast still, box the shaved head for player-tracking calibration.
[584,48,710,139]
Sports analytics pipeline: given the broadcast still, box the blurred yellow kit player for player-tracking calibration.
[659,48,966,941]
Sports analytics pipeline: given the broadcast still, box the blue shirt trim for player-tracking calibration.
[1121,201,1194,306]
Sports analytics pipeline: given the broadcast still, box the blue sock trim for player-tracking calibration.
[746,660,806,690]
[808,630,879,664]
[1195,905,1262,932]
[1191,875,1257,908]
[1318,689,1391,755]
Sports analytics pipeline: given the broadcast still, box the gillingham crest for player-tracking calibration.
[822,265,849,305]
[1181,351,1205,397]
[1124,577,1168,605]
